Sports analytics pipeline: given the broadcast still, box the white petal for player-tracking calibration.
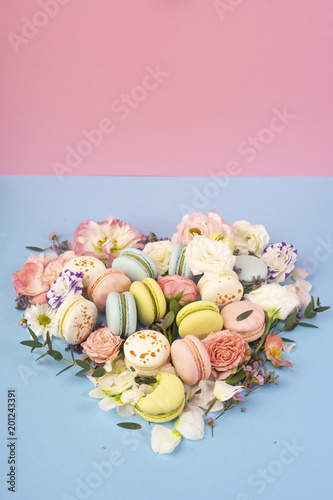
[183,382,200,402]
[98,396,119,412]
[151,425,182,454]
[190,395,224,412]
[214,381,244,402]
[88,387,105,399]
[282,342,296,354]
[174,408,205,440]
[117,404,136,417]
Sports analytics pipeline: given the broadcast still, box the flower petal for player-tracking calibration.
[174,408,205,440]
[151,425,182,454]
[213,380,244,402]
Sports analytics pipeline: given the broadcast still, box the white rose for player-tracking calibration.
[233,220,270,257]
[185,235,236,276]
[143,240,174,277]
[261,243,297,283]
[244,283,302,320]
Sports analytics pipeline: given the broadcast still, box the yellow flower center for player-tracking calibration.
[270,346,282,359]
[38,315,51,326]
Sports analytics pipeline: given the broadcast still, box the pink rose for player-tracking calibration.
[202,330,251,380]
[264,334,293,368]
[70,215,144,265]
[81,327,123,364]
[158,275,198,306]
[171,210,233,245]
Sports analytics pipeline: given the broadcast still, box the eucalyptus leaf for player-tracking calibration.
[21,340,44,348]
[281,337,296,343]
[163,311,175,330]
[313,306,330,313]
[46,331,52,350]
[76,359,91,369]
[284,308,298,330]
[56,365,74,376]
[317,297,320,307]
[284,323,297,332]
[116,423,142,430]
[236,310,253,322]
[75,368,90,376]
[297,322,318,329]
[91,367,106,378]
[225,369,246,384]
[47,350,63,361]
[25,246,44,252]
[28,328,39,343]
[169,299,180,316]
[36,352,48,361]
[304,297,315,318]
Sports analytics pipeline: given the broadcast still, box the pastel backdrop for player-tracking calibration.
[1,0,332,177]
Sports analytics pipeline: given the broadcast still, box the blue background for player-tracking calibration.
[0,176,332,500]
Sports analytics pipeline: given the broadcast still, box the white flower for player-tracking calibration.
[98,371,137,396]
[233,220,270,257]
[213,381,244,402]
[151,425,182,454]
[185,235,236,276]
[24,303,57,341]
[190,380,224,412]
[244,283,302,320]
[143,240,174,277]
[261,243,297,282]
[174,407,205,440]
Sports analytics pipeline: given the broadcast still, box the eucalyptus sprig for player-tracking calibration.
[20,329,106,378]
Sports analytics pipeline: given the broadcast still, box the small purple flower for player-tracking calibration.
[46,269,83,309]
[49,231,57,240]
[233,392,245,403]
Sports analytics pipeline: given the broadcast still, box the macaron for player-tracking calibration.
[112,248,157,282]
[176,300,223,340]
[168,244,194,280]
[197,271,243,309]
[64,256,106,288]
[130,278,167,326]
[235,255,268,284]
[55,295,98,345]
[135,373,185,423]
[171,335,211,385]
[87,268,131,312]
[220,299,266,342]
[124,330,171,376]
[209,233,235,252]
[105,291,137,338]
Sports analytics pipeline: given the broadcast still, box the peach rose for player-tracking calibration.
[158,275,198,306]
[202,330,251,380]
[81,327,123,364]
[171,210,233,245]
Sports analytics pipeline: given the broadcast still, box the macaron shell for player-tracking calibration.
[168,244,194,280]
[55,295,98,345]
[235,255,268,283]
[130,278,166,325]
[176,301,223,340]
[87,269,131,312]
[64,256,106,288]
[112,249,157,282]
[124,330,170,376]
[198,274,243,309]
[221,300,265,342]
[171,335,211,385]
[105,291,137,338]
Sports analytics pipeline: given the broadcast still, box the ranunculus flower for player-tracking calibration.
[171,210,233,245]
[244,283,302,320]
[185,235,236,276]
[233,220,270,257]
[285,279,312,307]
[143,240,174,277]
[202,330,251,380]
[81,327,123,364]
[261,243,298,282]
[158,275,198,305]
[265,334,293,368]
[70,216,144,265]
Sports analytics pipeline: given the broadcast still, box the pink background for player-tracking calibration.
[1,0,332,176]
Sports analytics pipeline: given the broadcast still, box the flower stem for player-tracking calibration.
[204,398,218,417]
[251,315,273,358]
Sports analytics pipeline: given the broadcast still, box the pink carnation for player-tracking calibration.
[70,215,144,266]
[171,210,233,245]
[158,275,198,306]
[81,328,123,364]
[202,330,251,380]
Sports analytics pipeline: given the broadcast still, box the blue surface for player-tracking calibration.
[0,176,332,500]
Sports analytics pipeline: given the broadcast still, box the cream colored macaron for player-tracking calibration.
[64,256,106,288]
[124,330,171,376]
[197,271,243,309]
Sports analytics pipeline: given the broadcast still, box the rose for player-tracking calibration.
[143,240,174,277]
[81,327,123,364]
[261,243,297,282]
[171,210,233,245]
[158,275,198,306]
[233,220,270,257]
[202,330,251,380]
[244,283,302,320]
[185,235,236,276]
[70,215,144,265]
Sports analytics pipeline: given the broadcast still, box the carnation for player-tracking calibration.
[143,240,174,277]
[185,235,236,276]
[233,220,270,257]
[46,269,83,309]
[261,243,297,283]
[171,210,233,245]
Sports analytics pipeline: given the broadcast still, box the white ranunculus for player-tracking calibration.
[98,371,137,396]
[185,235,236,276]
[244,283,302,320]
[151,425,182,454]
[143,240,174,277]
[261,243,298,282]
[174,407,205,440]
[233,220,270,257]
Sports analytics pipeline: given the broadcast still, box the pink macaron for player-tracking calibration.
[171,335,211,386]
[87,268,131,312]
[220,300,265,342]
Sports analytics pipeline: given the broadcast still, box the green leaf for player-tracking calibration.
[306,311,317,319]
[163,311,175,330]
[20,340,44,348]
[70,345,75,364]
[129,366,136,372]
[76,359,91,370]
[135,376,157,385]
[281,337,295,343]
[47,350,63,361]
[317,297,320,307]
[116,423,142,430]
[297,322,318,329]
[169,299,180,316]
[225,369,246,384]
[46,331,52,350]
[174,291,184,302]
[304,297,315,318]
[313,306,330,313]
[284,323,297,332]
[236,310,253,321]
[28,328,39,343]
[36,352,48,361]
[56,365,74,376]
[25,246,44,252]
[284,308,298,330]
[91,367,106,378]
[75,368,90,376]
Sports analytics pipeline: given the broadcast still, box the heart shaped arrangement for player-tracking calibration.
[14,210,329,454]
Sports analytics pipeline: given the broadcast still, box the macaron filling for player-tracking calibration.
[177,248,186,275]
[119,293,127,337]
[142,281,158,320]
